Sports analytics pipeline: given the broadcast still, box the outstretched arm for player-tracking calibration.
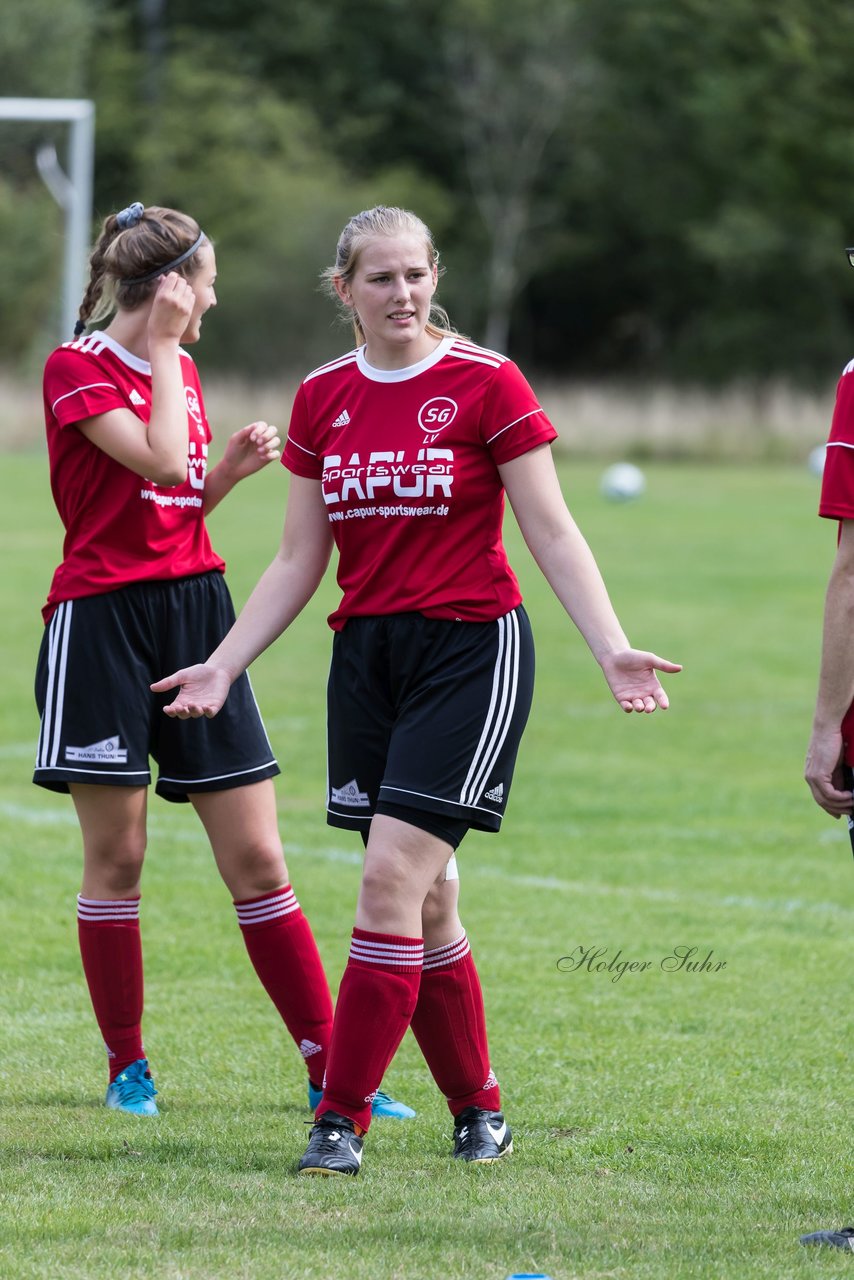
[203,421,282,514]
[499,444,681,712]
[151,475,334,717]
[805,518,854,816]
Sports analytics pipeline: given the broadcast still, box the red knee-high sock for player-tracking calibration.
[317,928,423,1132]
[409,932,501,1116]
[77,895,145,1082]
[235,886,334,1086]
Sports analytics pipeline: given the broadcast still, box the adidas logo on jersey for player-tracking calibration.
[483,782,504,803]
[330,409,351,429]
[129,389,146,407]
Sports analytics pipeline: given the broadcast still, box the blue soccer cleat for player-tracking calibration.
[307,1081,415,1119]
[371,1089,416,1119]
[105,1058,159,1116]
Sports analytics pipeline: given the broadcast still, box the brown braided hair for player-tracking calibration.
[74,205,206,337]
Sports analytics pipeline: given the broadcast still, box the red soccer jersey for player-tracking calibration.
[41,331,224,622]
[282,336,558,629]
[819,358,854,762]
[819,357,854,522]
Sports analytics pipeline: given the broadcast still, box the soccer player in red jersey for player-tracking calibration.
[800,249,854,1252]
[35,202,411,1120]
[805,335,854,834]
[154,205,681,1173]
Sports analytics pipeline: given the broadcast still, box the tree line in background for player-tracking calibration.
[3,0,854,385]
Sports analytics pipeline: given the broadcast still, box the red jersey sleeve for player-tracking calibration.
[480,359,558,464]
[282,384,322,480]
[44,346,129,429]
[819,362,854,520]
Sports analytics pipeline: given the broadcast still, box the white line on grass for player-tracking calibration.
[3,799,851,919]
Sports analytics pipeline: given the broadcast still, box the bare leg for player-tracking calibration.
[190,779,288,899]
[69,785,148,1085]
[191,779,334,1086]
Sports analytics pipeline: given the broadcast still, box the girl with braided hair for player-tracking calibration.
[34,201,413,1120]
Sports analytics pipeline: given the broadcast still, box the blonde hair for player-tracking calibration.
[76,205,206,334]
[321,205,461,346]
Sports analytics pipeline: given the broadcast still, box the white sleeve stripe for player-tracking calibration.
[826,441,854,450]
[303,352,359,383]
[51,382,119,414]
[451,339,507,363]
[447,349,503,369]
[286,436,316,458]
[485,409,544,443]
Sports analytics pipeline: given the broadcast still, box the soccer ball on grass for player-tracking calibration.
[599,462,646,502]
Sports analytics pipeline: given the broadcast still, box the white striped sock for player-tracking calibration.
[77,894,140,923]
[234,886,300,927]
[422,932,471,971]
[350,933,424,969]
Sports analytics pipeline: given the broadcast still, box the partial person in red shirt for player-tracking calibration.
[35,201,411,1121]
[801,258,854,1249]
[154,204,682,1174]
[805,341,854,827]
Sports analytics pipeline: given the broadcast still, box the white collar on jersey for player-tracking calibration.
[75,330,190,376]
[355,336,455,383]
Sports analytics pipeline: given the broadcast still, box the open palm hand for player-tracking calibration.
[600,648,682,713]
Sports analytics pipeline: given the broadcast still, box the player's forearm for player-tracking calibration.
[811,559,854,732]
[201,460,238,514]
[147,338,190,484]
[207,550,330,682]
[530,525,630,662]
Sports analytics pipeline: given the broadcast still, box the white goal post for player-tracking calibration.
[0,98,95,342]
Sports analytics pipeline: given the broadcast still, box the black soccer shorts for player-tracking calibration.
[326,607,535,834]
[34,572,279,802]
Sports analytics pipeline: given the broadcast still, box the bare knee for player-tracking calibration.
[82,833,146,897]
[421,875,459,933]
[216,837,288,900]
[359,858,412,918]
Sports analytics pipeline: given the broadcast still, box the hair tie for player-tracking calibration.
[73,319,86,337]
[116,202,145,231]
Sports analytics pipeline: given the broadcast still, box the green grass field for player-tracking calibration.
[0,451,851,1280]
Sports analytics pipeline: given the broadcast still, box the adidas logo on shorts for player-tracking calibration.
[483,782,504,803]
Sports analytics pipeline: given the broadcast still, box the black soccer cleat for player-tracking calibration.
[799,1226,854,1251]
[298,1111,364,1176]
[452,1106,513,1163]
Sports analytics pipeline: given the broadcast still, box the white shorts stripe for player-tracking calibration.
[459,611,520,806]
[37,601,73,770]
